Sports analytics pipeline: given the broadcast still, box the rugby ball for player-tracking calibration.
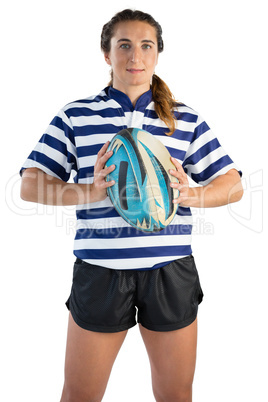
[105,128,179,232]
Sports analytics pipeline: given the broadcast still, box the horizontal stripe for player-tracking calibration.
[64,101,116,110]
[39,133,67,153]
[50,115,74,142]
[198,163,241,186]
[74,253,192,270]
[75,133,115,148]
[185,146,228,175]
[75,214,193,233]
[76,205,192,219]
[77,206,121,220]
[76,197,112,210]
[74,224,192,240]
[77,166,94,179]
[194,120,210,139]
[65,106,123,118]
[45,125,76,156]
[73,124,124,137]
[144,118,196,134]
[71,114,125,128]
[20,160,63,179]
[175,111,198,123]
[77,144,102,158]
[191,155,233,183]
[33,141,74,172]
[154,134,191,150]
[74,234,191,250]
[78,154,97,169]
[184,128,217,160]
[184,138,221,167]
[75,245,192,261]
[27,151,70,181]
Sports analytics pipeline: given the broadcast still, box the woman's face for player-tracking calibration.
[104,20,159,95]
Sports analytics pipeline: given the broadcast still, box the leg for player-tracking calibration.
[60,313,128,402]
[139,319,198,402]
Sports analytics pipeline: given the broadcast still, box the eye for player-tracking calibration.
[142,44,152,50]
[120,43,131,49]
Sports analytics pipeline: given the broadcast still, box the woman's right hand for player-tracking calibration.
[91,141,115,202]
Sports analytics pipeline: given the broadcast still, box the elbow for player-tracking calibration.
[228,180,244,204]
[225,169,244,204]
[20,168,39,203]
[237,186,244,202]
[20,188,27,202]
[20,181,35,202]
[230,187,244,203]
[20,190,32,203]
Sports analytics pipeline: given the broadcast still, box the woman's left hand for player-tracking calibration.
[169,157,191,206]
[169,157,243,208]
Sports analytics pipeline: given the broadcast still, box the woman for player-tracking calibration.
[20,9,243,402]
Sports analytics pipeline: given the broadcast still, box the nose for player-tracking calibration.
[130,46,141,63]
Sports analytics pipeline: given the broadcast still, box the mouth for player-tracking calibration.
[126,68,145,74]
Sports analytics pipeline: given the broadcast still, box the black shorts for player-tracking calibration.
[66,255,203,333]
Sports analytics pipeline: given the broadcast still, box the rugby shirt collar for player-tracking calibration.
[107,86,152,113]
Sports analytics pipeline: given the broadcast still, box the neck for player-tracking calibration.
[112,83,150,107]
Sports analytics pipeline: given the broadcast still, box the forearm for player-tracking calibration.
[175,169,243,208]
[21,168,97,206]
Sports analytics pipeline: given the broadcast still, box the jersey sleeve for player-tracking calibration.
[182,113,242,185]
[20,109,77,182]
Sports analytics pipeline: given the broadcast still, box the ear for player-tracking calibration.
[104,53,112,66]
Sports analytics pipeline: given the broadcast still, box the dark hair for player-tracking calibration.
[101,9,164,53]
[101,9,179,136]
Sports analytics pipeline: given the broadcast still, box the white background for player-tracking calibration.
[2,0,267,401]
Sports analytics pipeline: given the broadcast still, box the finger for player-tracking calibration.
[169,169,186,184]
[101,164,116,180]
[173,193,189,204]
[170,181,185,190]
[96,177,115,189]
[101,149,114,165]
[95,150,113,173]
[170,158,189,182]
[97,141,110,158]
[104,179,115,188]
[170,157,184,172]
[95,142,111,166]
[173,197,182,205]
[169,168,179,180]
[95,163,115,183]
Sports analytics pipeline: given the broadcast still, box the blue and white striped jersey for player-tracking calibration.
[21,86,240,270]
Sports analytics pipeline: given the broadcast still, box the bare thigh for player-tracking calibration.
[139,319,198,402]
[60,313,128,402]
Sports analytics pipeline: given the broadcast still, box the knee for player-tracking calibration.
[60,383,104,402]
[153,386,192,402]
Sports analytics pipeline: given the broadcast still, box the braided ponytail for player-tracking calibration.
[101,9,179,136]
[151,74,179,136]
